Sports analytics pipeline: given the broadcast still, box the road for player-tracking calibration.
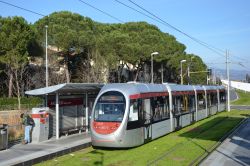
[200,118,250,166]
[231,105,250,110]
[230,88,238,101]
[230,88,250,110]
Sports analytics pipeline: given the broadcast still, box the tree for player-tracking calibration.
[34,11,97,84]
[0,16,35,109]
[33,11,208,85]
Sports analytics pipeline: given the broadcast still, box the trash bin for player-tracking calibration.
[0,124,8,150]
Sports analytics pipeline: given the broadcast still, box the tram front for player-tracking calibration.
[91,91,127,147]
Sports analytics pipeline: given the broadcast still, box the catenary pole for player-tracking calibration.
[226,50,230,112]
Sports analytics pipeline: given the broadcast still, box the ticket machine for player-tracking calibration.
[31,107,49,142]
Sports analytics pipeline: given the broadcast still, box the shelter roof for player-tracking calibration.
[25,83,105,96]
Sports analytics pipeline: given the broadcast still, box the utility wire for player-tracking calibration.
[229,53,249,62]
[113,0,164,25]
[206,62,250,71]
[78,0,124,23]
[127,0,225,57]
[117,0,248,70]
[0,0,46,17]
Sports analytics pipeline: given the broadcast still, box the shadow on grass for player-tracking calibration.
[179,116,243,141]
[90,150,104,166]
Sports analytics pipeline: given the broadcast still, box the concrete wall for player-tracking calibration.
[222,80,250,92]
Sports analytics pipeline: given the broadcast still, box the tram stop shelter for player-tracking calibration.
[25,83,104,140]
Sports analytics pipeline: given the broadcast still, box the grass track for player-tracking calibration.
[232,90,250,105]
[37,110,250,166]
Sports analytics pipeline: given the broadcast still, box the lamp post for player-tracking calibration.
[180,59,186,84]
[45,25,48,87]
[151,52,159,83]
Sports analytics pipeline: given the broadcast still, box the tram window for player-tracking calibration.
[174,95,190,114]
[152,97,165,121]
[129,100,139,121]
[207,94,211,107]
[173,95,183,114]
[198,93,206,110]
[93,91,125,122]
[163,96,170,119]
[220,91,226,103]
[212,93,218,105]
[182,95,188,113]
[208,93,217,106]
[188,95,195,112]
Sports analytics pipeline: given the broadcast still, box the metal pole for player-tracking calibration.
[151,54,153,83]
[187,66,190,85]
[56,93,59,139]
[226,50,230,112]
[161,63,163,83]
[181,62,183,84]
[45,25,48,108]
[45,25,48,87]
[85,93,88,132]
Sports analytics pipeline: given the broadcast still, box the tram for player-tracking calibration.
[90,83,226,148]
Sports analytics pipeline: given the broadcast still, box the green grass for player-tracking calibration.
[232,90,250,105]
[36,110,250,166]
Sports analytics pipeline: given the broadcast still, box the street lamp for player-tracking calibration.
[180,59,186,84]
[151,52,159,83]
[45,25,48,87]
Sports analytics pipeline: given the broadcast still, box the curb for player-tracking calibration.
[12,142,92,166]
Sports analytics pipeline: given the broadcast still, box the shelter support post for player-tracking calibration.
[56,92,59,139]
[85,93,88,132]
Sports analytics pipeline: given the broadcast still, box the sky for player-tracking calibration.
[1,0,250,73]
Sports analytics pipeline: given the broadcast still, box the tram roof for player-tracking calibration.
[168,84,195,91]
[25,83,105,96]
[99,83,168,96]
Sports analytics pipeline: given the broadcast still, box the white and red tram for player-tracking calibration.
[90,83,226,148]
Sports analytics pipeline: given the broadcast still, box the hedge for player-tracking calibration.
[0,97,43,111]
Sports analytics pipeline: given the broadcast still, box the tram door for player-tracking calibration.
[143,99,152,142]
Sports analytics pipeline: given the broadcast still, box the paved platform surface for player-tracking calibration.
[0,133,91,166]
[200,118,250,166]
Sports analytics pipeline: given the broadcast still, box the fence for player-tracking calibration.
[0,110,25,145]
[8,124,24,145]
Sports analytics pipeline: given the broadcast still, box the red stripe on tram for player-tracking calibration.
[129,92,168,99]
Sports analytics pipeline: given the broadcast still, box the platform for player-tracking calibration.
[0,133,91,166]
[200,118,250,166]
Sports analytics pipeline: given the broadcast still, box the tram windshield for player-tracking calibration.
[94,91,126,122]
